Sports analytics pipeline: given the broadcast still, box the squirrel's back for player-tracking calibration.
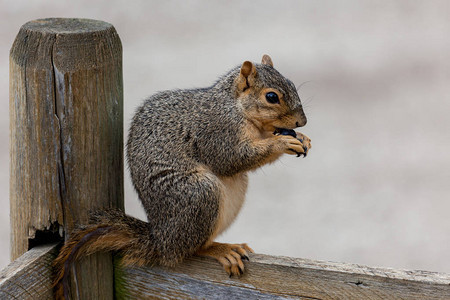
[126,67,244,179]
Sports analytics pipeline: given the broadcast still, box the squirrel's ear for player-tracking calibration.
[237,61,257,92]
[261,54,274,67]
[240,61,256,79]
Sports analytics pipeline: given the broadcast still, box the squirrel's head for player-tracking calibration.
[235,55,307,133]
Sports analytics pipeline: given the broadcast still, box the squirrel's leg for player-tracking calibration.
[141,166,223,266]
[195,242,254,276]
[194,172,254,277]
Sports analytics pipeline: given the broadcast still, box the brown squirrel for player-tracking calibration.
[53,54,311,298]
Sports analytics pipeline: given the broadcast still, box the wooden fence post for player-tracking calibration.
[10,18,123,299]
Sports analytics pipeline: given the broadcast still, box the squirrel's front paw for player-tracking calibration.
[295,132,311,157]
[276,134,308,157]
[195,242,254,277]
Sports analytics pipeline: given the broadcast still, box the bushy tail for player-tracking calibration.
[52,209,155,300]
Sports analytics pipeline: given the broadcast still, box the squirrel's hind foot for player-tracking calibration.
[195,242,254,277]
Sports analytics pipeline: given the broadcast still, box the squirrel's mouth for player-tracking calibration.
[273,128,297,138]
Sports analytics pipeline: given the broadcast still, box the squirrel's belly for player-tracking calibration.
[214,173,248,236]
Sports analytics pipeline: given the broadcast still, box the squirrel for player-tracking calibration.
[53,54,311,299]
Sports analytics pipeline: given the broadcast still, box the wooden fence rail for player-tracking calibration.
[0,244,58,299]
[1,243,449,299]
[117,254,450,299]
[3,18,450,299]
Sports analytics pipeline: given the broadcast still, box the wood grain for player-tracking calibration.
[116,253,450,299]
[10,18,123,299]
[1,245,449,299]
[0,243,58,300]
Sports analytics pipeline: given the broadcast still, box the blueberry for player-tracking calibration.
[279,129,297,138]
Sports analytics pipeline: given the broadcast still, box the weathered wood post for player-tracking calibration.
[10,18,123,298]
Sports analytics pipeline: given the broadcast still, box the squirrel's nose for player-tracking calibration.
[295,116,307,127]
[295,119,307,127]
[294,110,307,127]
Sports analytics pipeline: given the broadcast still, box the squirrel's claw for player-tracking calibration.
[195,242,253,277]
[297,146,308,157]
[294,132,311,158]
[303,146,308,157]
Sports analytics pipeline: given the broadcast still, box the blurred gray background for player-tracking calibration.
[0,0,449,273]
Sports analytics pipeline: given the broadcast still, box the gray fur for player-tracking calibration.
[125,61,304,263]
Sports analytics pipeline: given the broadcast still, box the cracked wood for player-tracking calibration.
[116,253,450,299]
[9,18,124,300]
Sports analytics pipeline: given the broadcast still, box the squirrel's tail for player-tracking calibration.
[53,209,156,300]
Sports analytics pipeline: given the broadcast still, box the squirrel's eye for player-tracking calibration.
[265,92,280,104]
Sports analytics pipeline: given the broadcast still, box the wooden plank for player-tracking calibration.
[0,243,58,300]
[9,18,124,299]
[115,253,450,299]
[2,245,449,299]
